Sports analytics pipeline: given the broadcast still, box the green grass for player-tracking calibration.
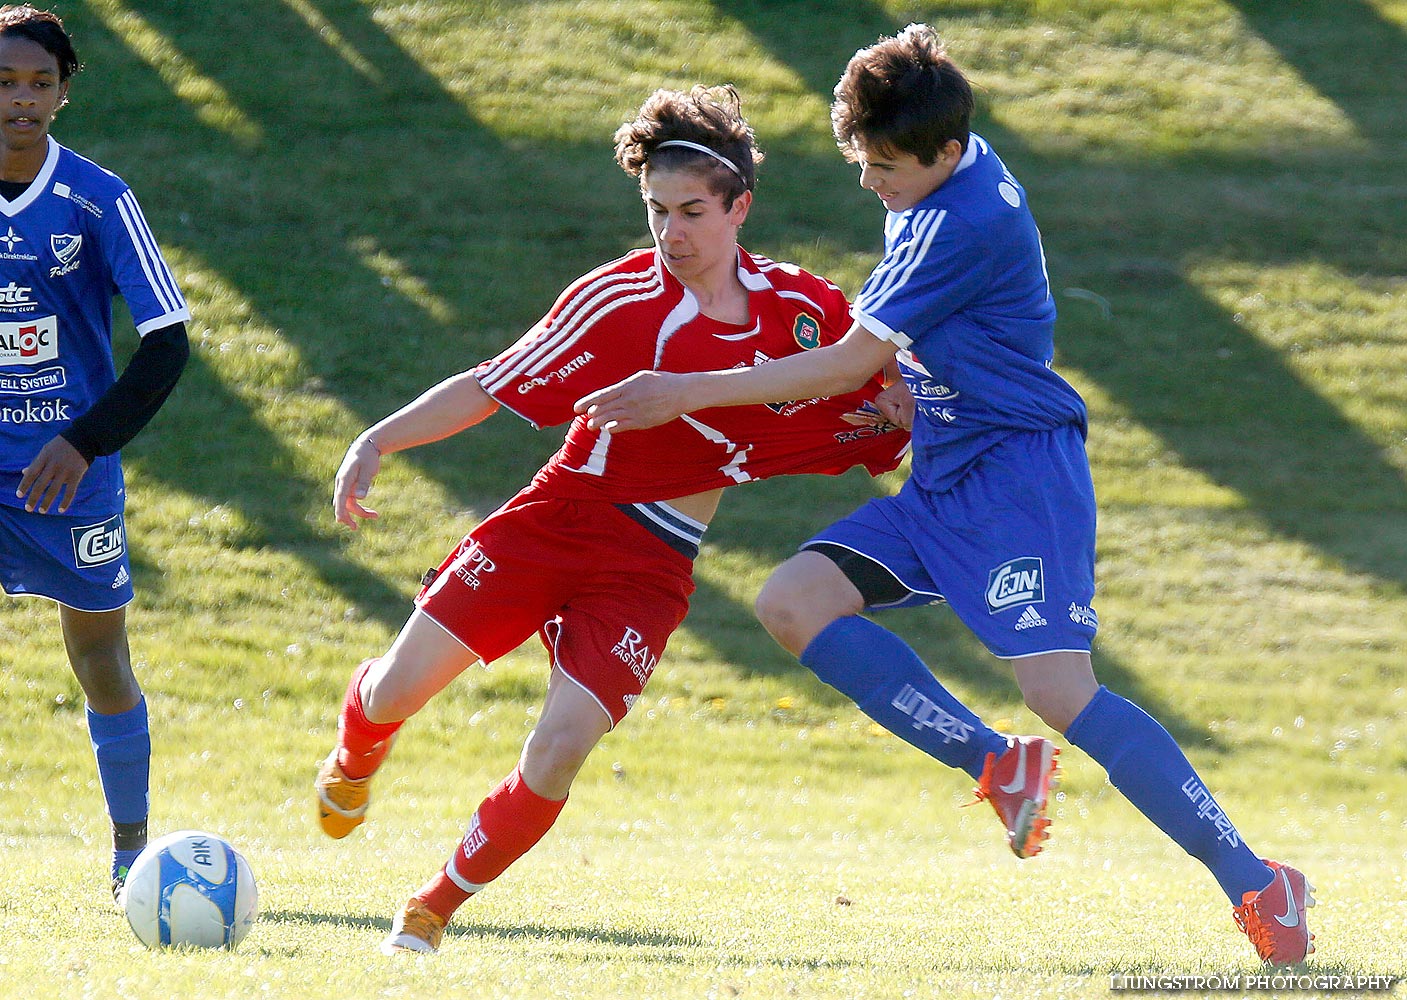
[2,0,1406,996]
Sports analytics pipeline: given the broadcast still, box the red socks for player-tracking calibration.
[335,658,403,780]
[415,766,567,920]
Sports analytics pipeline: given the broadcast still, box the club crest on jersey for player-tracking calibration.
[792,313,820,350]
[986,556,1044,613]
[49,233,82,277]
[72,514,126,568]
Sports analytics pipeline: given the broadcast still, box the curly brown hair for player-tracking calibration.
[0,4,79,81]
[614,85,763,208]
[831,24,972,167]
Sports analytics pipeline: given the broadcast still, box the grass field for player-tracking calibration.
[2,1,1405,997]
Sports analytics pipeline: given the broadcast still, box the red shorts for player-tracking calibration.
[414,492,698,726]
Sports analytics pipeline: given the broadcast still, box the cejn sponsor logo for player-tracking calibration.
[985,556,1044,614]
[612,626,658,685]
[0,316,58,364]
[515,351,595,394]
[71,514,126,568]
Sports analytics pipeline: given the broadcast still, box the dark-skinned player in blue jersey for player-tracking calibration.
[0,4,189,900]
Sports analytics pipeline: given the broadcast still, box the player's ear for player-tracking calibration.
[728,188,753,226]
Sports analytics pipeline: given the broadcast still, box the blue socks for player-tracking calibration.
[800,616,1008,779]
[1066,686,1273,903]
[87,697,151,876]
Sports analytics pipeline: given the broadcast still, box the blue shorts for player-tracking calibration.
[804,424,1098,658]
[0,504,134,612]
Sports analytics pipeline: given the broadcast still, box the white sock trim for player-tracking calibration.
[445,864,486,895]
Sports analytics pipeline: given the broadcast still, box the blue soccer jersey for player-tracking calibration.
[0,136,189,517]
[852,134,1086,493]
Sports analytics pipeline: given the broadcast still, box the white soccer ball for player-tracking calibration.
[122,830,258,950]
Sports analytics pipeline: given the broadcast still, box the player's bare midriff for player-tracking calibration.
[662,487,723,526]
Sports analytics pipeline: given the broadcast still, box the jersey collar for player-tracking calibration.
[0,136,61,217]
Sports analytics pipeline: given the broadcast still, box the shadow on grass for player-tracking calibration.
[264,906,869,968]
[59,2,1405,752]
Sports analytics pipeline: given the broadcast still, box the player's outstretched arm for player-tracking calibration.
[575,321,898,432]
[333,371,499,529]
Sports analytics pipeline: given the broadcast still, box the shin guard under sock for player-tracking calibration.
[801,616,1007,779]
[1066,686,1273,902]
[336,658,403,780]
[419,766,567,920]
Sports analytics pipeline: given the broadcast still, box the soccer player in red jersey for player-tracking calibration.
[313,85,910,954]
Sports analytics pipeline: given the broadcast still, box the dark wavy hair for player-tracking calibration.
[831,24,971,166]
[614,85,763,208]
[0,5,79,80]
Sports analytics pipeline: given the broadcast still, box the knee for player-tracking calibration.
[755,567,854,656]
[359,673,419,725]
[754,576,801,642]
[68,643,138,711]
[1020,684,1095,735]
[521,721,598,792]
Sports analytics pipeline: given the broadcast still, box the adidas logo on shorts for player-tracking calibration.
[111,565,130,589]
[1014,605,1047,630]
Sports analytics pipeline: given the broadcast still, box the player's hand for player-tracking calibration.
[575,370,688,432]
[333,435,382,529]
[18,435,89,514]
[873,380,915,430]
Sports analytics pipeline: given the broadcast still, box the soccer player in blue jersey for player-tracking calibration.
[579,23,1314,965]
[0,5,189,898]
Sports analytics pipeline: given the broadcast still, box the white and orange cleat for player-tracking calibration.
[1233,859,1316,964]
[968,735,1060,858]
[382,897,447,955]
[315,750,373,839]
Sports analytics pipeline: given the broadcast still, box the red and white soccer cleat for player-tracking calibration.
[969,735,1059,858]
[1233,859,1316,964]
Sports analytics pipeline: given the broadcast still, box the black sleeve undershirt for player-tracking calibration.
[60,321,190,462]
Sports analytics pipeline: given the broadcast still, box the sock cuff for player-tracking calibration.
[86,696,148,739]
[343,658,400,736]
[1064,685,1124,759]
[480,766,567,840]
[800,615,887,690]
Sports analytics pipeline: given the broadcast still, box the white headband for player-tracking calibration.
[654,139,745,180]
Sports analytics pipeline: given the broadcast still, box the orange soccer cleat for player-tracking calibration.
[969,735,1060,858]
[314,750,373,839]
[382,897,448,955]
[1233,859,1316,965]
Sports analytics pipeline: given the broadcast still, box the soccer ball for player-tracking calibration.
[122,830,258,950]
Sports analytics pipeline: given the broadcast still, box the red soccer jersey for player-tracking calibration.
[474,247,909,503]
